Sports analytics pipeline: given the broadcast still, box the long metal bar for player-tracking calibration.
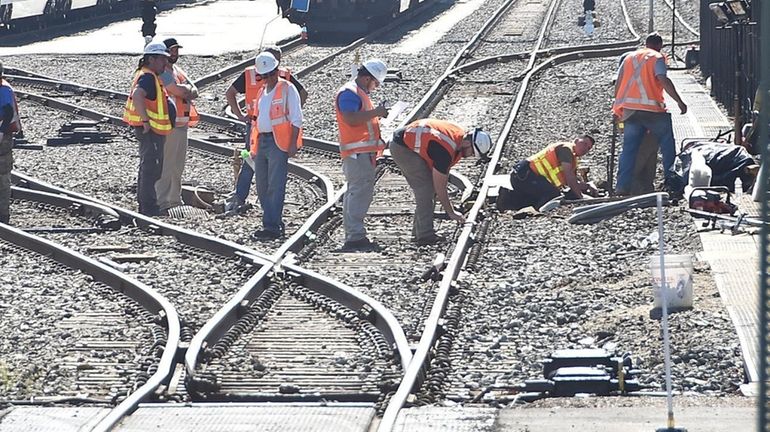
[758,0,770,427]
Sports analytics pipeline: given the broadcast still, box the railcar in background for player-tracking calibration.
[285,0,429,37]
[0,0,136,32]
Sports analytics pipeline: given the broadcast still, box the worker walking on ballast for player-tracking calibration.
[390,119,493,245]
[496,135,595,212]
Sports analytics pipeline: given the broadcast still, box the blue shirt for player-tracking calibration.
[337,89,363,112]
[0,85,15,134]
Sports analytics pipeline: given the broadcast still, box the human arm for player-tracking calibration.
[131,87,151,134]
[338,90,387,125]
[286,84,303,157]
[658,75,687,114]
[561,162,596,198]
[225,84,248,122]
[432,169,465,224]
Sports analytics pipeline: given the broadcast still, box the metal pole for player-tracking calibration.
[734,24,744,146]
[656,194,676,430]
[670,0,676,60]
[608,117,617,194]
[649,0,654,33]
[757,0,770,429]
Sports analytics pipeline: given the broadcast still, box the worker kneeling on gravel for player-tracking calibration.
[496,135,596,212]
[391,119,492,245]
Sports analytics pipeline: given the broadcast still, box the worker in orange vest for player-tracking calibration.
[496,136,596,211]
[612,32,687,195]
[247,52,303,240]
[155,37,199,215]
[390,119,492,245]
[225,46,307,213]
[334,59,389,251]
[123,42,175,216]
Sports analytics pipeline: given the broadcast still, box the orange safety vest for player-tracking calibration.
[123,67,173,135]
[170,65,199,128]
[245,66,292,117]
[335,81,383,159]
[249,78,303,155]
[0,79,21,133]
[527,143,577,188]
[612,48,667,118]
[402,119,464,171]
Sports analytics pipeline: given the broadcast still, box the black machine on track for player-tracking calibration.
[284,0,422,37]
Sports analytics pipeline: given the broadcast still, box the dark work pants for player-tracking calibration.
[134,127,165,216]
[503,160,561,210]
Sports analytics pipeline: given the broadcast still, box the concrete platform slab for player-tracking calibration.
[393,406,497,431]
[114,403,375,432]
[667,71,731,148]
[0,406,111,432]
[0,0,300,56]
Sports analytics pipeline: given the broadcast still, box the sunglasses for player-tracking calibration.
[259,70,277,79]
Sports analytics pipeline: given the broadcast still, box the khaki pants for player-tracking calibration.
[342,152,376,243]
[390,142,436,241]
[155,126,187,211]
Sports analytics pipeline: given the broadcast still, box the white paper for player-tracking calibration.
[382,101,409,126]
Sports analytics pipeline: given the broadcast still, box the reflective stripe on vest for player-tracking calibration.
[249,79,303,155]
[335,81,383,158]
[123,68,173,135]
[612,48,666,118]
[527,143,576,188]
[171,65,199,128]
[245,66,292,117]
[0,80,21,133]
[402,119,465,170]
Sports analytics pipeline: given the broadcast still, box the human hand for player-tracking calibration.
[447,210,466,224]
[287,143,298,158]
[237,111,249,123]
[375,103,389,118]
[678,101,688,115]
[142,122,150,134]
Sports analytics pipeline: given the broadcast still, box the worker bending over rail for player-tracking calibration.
[391,119,492,245]
[0,61,21,225]
[496,135,595,212]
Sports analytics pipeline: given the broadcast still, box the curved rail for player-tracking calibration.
[661,0,700,38]
[0,221,180,432]
[378,42,643,431]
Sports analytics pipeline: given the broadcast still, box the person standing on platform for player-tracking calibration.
[335,59,389,251]
[612,32,687,195]
[155,37,199,215]
[123,43,176,216]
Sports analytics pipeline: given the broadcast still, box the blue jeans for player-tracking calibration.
[616,111,676,193]
[235,122,253,201]
[254,133,288,234]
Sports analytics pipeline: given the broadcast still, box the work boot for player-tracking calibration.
[223,195,244,214]
[415,234,446,246]
[251,229,283,241]
[341,237,381,252]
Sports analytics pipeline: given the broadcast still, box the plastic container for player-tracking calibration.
[688,151,712,188]
[735,177,743,199]
[650,254,693,310]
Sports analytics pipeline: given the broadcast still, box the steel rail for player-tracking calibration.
[378,43,647,431]
[0,222,180,432]
[193,35,306,89]
[11,184,121,222]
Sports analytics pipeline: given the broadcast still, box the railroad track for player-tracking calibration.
[0,210,178,424]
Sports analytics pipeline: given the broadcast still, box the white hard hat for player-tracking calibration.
[362,59,387,85]
[143,42,170,57]
[471,129,493,158]
[255,52,279,75]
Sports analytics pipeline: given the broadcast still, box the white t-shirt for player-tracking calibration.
[257,81,303,132]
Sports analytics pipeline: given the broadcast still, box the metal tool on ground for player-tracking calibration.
[607,117,617,194]
[568,193,669,224]
[420,253,446,282]
[46,120,115,146]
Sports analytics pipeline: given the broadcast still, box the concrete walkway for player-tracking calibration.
[0,0,300,56]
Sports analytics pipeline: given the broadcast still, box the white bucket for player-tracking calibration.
[650,254,694,310]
